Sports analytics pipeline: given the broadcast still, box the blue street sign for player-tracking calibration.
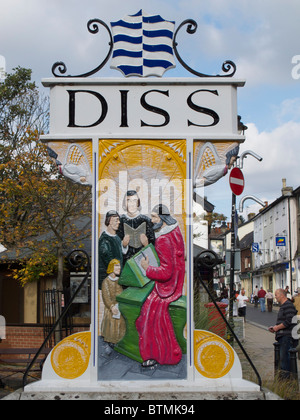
[276,237,286,247]
[252,243,259,253]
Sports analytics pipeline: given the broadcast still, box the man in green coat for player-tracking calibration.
[98,210,129,289]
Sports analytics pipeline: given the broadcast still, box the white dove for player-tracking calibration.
[194,143,239,188]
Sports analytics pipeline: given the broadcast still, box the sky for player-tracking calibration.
[1,0,300,220]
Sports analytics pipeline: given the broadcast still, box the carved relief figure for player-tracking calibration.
[136,204,185,367]
[47,143,93,185]
[117,190,155,263]
[194,142,239,187]
[101,259,126,346]
[98,210,128,289]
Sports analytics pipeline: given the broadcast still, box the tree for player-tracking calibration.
[0,68,91,290]
[204,212,227,232]
[0,66,48,148]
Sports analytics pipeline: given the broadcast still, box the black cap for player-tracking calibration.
[152,204,177,226]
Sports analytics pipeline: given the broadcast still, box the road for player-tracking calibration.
[245,303,278,329]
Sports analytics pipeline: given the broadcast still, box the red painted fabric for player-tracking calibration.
[136,225,185,365]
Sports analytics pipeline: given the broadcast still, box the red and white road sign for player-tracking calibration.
[229,167,245,196]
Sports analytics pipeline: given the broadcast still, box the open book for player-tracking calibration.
[118,243,160,288]
[133,246,159,277]
[124,222,146,249]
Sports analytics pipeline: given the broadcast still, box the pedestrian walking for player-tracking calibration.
[266,290,274,313]
[268,289,299,380]
[253,285,259,308]
[236,289,249,319]
[232,290,238,317]
[258,287,267,312]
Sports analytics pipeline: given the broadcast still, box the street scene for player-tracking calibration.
[1,0,300,402]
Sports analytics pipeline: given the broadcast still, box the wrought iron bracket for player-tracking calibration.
[194,250,262,388]
[23,249,91,388]
[195,249,223,269]
[51,14,237,79]
[173,19,236,78]
[52,19,113,78]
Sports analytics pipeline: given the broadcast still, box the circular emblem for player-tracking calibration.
[51,332,91,379]
[194,331,235,379]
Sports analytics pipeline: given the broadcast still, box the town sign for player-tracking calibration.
[25,10,260,397]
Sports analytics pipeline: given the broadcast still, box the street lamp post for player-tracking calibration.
[227,151,263,345]
[238,195,266,213]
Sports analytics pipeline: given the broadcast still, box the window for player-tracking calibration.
[268,275,273,291]
[264,239,269,263]
[270,237,274,261]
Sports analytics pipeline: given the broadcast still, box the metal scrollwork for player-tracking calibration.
[195,250,221,270]
[52,19,113,78]
[173,19,237,78]
[67,249,91,272]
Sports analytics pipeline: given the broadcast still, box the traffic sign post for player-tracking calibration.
[229,167,245,196]
[228,167,245,344]
[228,191,236,345]
[227,154,263,346]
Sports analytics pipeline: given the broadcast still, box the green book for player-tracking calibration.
[118,243,160,288]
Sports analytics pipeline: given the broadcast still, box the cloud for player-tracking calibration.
[205,117,300,219]
[1,0,299,220]
[177,0,300,86]
[0,0,299,90]
[273,98,300,125]
[231,120,300,217]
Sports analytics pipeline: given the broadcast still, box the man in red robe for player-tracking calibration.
[136,204,185,367]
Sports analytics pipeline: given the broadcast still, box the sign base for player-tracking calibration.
[22,377,262,400]
[19,329,265,400]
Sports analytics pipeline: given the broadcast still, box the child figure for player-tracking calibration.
[101,259,126,347]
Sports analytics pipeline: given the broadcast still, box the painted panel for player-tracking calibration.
[97,139,187,380]
[47,140,93,186]
[194,140,239,187]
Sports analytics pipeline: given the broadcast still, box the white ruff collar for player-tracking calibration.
[108,275,119,281]
[155,222,178,239]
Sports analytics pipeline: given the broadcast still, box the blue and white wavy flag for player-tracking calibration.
[110,10,176,77]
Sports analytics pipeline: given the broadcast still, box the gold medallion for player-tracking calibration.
[51,332,91,379]
[194,330,235,379]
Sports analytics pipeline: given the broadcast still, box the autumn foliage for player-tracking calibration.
[0,67,91,288]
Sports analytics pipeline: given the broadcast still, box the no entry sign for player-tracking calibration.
[229,167,245,195]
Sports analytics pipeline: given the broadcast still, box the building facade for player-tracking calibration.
[214,180,300,300]
[252,180,298,295]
